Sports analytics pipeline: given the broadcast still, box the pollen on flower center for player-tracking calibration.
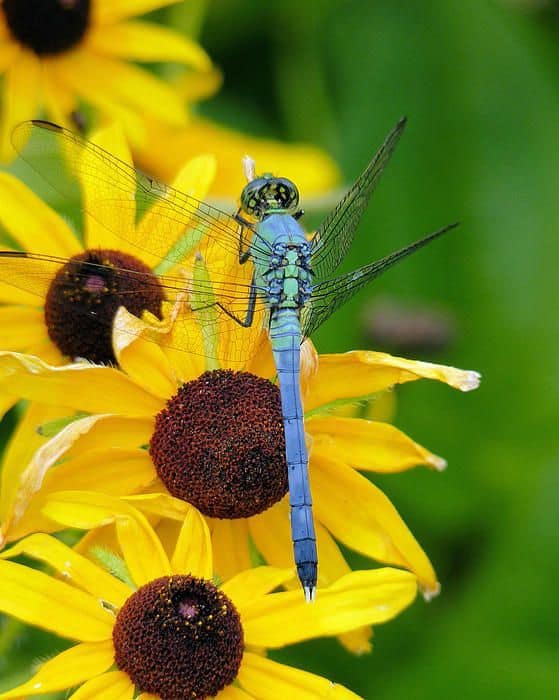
[113,575,244,699]
[150,369,288,518]
[3,0,91,56]
[44,249,164,365]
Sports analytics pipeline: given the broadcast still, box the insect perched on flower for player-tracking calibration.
[0,118,469,600]
[0,491,418,699]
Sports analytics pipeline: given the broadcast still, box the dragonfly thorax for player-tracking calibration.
[240,174,299,219]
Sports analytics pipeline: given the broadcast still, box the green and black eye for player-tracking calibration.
[240,176,299,218]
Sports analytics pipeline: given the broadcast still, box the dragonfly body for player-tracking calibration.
[248,211,317,599]
[3,117,457,600]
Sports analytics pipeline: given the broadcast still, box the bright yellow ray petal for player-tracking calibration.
[209,518,252,583]
[0,40,19,73]
[82,121,134,251]
[312,454,438,596]
[123,491,190,521]
[0,281,38,305]
[137,694,160,700]
[308,416,446,473]
[217,685,253,699]
[0,352,163,415]
[0,640,115,698]
[68,670,134,699]
[42,490,171,587]
[306,351,481,412]
[56,49,186,127]
[94,0,179,25]
[113,307,177,399]
[241,568,416,648]
[0,559,114,640]
[1,532,130,607]
[0,307,47,349]
[0,172,80,256]
[221,567,295,608]
[133,117,341,201]
[0,392,16,423]
[87,20,211,69]
[41,63,76,127]
[24,336,66,365]
[65,415,154,458]
[171,505,213,578]
[238,653,361,700]
[0,49,39,162]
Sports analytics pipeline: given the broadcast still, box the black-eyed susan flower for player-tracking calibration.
[0,304,479,650]
[0,120,216,417]
[0,491,418,698]
[0,0,212,160]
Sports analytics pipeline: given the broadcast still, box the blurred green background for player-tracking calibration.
[1,0,558,697]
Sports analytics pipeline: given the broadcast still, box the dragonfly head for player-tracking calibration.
[240,173,300,219]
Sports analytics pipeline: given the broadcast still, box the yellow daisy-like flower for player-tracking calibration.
[0,310,479,649]
[0,0,212,160]
[0,119,216,417]
[0,491,417,698]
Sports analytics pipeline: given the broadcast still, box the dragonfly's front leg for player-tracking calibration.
[234,211,253,264]
[217,275,258,328]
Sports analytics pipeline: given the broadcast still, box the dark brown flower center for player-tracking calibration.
[3,0,90,56]
[150,369,288,518]
[113,575,243,699]
[44,248,164,365]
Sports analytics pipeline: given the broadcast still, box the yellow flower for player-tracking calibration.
[0,119,216,417]
[0,0,212,160]
[133,115,342,204]
[0,491,417,699]
[0,310,479,652]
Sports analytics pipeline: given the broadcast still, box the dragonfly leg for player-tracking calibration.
[234,210,253,264]
[216,278,257,328]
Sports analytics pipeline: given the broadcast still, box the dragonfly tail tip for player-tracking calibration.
[304,585,316,603]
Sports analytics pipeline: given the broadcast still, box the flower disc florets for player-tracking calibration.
[150,369,288,518]
[3,0,90,56]
[113,575,243,699]
[44,249,164,364]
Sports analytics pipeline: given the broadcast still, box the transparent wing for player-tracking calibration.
[310,118,407,280]
[0,250,270,367]
[301,224,457,339]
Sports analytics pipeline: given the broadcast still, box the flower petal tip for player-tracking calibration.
[460,370,481,392]
[421,582,441,602]
[429,454,447,472]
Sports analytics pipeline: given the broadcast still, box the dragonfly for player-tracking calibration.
[3,118,456,600]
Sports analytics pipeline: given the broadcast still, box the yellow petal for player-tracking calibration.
[0,307,47,350]
[1,532,130,607]
[0,352,163,415]
[0,173,80,255]
[216,686,253,699]
[113,307,177,399]
[0,391,16,422]
[210,518,252,583]
[87,20,211,70]
[133,116,341,201]
[94,0,179,24]
[0,49,39,162]
[221,567,295,609]
[308,416,446,472]
[312,454,438,596]
[241,568,416,648]
[0,40,18,73]
[171,505,213,579]
[305,351,481,412]
[56,49,186,127]
[238,653,362,700]
[68,670,134,700]
[123,491,191,521]
[42,490,171,587]
[82,121,135,251]
[0,559,114,641]
[42,64,76,126]
[0,640,115,698]
[64,415,154,458]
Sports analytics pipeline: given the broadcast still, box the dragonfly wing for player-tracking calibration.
[301,223,457,339]
[310,118,407,280]
[11,121,272,266]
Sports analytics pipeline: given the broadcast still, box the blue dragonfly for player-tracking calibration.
[3,118,455,600]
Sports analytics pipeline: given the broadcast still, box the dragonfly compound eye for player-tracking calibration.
[44,249,164,365]
[240,176,299,218]
[113,575,243,698]
[150,369,289,518]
